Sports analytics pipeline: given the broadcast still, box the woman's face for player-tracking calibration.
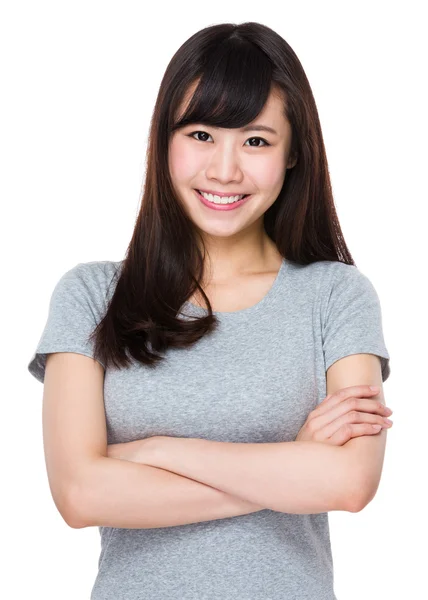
[168,85,297,240]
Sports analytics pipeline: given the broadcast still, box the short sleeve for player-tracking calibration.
[322,263,391,382]
[28,263,106,384]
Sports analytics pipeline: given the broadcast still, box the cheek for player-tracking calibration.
[170,154,189,180]
[250,157,286,189]
[169,139,202,181]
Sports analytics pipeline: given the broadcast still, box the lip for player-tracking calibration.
[198,188,250,197]
[194,189,252,211]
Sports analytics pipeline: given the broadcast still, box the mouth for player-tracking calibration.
[194,189,252,211]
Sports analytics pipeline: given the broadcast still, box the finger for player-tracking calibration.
[351,399,391,416]
[314,385,379,416]
[311,396,389,433]
[316,407,391,438]
[328,423,385,445]
[310,392,387,431]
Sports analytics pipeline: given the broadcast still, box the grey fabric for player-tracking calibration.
[28,258,390,600]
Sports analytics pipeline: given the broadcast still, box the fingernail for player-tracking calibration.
[370,386,379,391]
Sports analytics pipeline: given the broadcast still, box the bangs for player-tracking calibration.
[171,38,278,132]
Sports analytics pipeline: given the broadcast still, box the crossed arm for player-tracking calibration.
[74,436,355,529]
[135,435,355,514]
[72,354,387,529]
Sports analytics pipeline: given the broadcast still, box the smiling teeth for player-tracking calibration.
[199,191,246,204]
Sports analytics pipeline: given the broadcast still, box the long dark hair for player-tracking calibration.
[89,21,355,370]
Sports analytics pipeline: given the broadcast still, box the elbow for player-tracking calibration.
[342,486,365,513]
[349,490,378,513]
[345,478,379,513]
[346,495,367,513]
[61,484,89,529]
[64,457,105,528]
[49,461,102,529]
[347,494,373,513]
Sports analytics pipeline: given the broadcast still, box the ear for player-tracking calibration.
[286,154,298,169]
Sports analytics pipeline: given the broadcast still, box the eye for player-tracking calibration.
[187,130,270,147]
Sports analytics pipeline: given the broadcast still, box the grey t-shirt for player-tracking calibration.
[28,257,390,600]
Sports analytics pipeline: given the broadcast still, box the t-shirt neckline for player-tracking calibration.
[182,258,289,319]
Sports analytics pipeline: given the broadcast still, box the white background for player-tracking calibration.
[3,0,426,598]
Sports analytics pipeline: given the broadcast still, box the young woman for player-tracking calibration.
[28,21,392,600]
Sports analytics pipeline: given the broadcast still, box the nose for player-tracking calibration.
[205,145,245,187]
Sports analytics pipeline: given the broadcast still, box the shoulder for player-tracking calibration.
[58,259,123,298]
[287,260,380,319]
[46,260,124,323]
[327,261,377,298]
[288,259,362,293]
[63,259,122,283]
[307,259,359,278]
[307,259,371,291]
[288,258,355,277]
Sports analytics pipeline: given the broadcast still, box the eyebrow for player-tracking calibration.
[241,124,278,135]
[206,124,279,136]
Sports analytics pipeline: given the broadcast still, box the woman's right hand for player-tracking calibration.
[295,385,393,446]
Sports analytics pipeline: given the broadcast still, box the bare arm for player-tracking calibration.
[127,437,355,515]
[44,352,352,529]
[72,456,265,529]
[75,439,353,528]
